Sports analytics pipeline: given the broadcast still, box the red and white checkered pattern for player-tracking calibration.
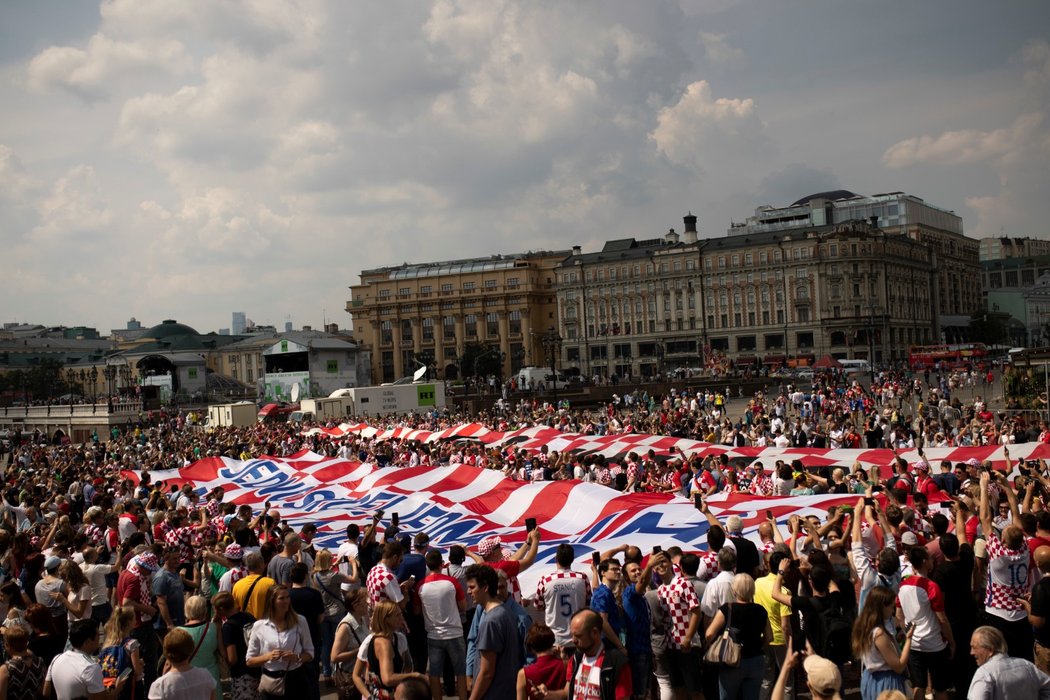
[164,526,195,563]
[749,475,774,497]
[366,562,398,612]
[658,575,701,649]
[985,534,1029,615]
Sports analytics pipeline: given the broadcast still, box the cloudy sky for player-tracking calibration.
[2,0,1048,335]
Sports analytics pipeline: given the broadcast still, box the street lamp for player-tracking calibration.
[541,327,563,407]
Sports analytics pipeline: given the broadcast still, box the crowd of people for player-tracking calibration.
[2,367,1050,699]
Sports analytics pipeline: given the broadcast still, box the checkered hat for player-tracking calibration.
[132,552,159,572]
[477,536,502,558]
[224,544,243,560]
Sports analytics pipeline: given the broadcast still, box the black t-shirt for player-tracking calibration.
[221,610,258,678]
[729,536,761,578]
[1030,577,1050,647]
[719,602,768,658]
[791,591,845,654]
[290,586,325,655]
[930,546,977,631]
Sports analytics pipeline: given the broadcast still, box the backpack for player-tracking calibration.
[99,639,131,679]
[810,596,853,665]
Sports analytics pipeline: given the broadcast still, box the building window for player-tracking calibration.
[760,252,768,264]
[440,283,452,292]
[732,254,739,266]
[464,314,477,338]
[381,321,392,344]
[510,310,521,334]
[797,307,810,322]
[422,318,434,341]
[401,320,412,342]
[463,281,475,290]
[443,316,455,340]
[718,257,726,268]
[486,313,499,337]
[379,289,390,298]
[398,287,410,296]
[507,277,519,287]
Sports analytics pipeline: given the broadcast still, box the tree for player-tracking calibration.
[460,342,503,378]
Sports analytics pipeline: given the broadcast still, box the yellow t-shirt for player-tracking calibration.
[232,574,275,619]
[754,572,792,646]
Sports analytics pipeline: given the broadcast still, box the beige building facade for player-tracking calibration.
[557,215,938,377]
[348,252,569,384]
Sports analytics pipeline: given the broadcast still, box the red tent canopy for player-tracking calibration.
[813,355,842,369]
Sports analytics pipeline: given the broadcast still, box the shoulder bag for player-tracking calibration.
[258,623,300,696]
[703,602,742,668]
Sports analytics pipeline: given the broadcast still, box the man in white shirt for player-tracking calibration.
[336,523,362,592]
[534,544,591,651]
[418,550,468,700]
[700,548,737,621]
[45,618,128,700]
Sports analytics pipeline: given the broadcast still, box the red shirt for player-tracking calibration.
[116,570,150,628]
[525,654,567,695]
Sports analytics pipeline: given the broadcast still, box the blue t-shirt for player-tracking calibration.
[590,584,622,640]
[475,605,522,700]
[622,585,651,655]
[151,568,185,630]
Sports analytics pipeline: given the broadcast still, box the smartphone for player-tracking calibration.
[864,497,876,507]
[693,494,703,510]
[652,545,662,554]
[525,517,537,533]
[766,509,774,520]
[117,667,133,683]
[904,621,915,635]
[939,502,953,509]
[592,551,601,566]
[392,512,399,527]
[376,509,385,519]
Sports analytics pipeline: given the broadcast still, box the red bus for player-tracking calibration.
[908,343,988,370]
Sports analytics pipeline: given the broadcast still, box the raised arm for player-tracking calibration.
[979,471,992,538]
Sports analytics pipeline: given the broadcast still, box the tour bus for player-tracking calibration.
[839,359,871,376]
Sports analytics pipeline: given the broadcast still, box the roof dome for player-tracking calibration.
[791,189,860,207]
[140,319,200,339]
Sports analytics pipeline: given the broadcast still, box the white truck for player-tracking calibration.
[332,382,447,417]
[205,402,257,428]
[289,397,349,423]
[516,366,568,391]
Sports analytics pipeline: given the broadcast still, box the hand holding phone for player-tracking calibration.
[652,545,662,555]
[525,517,537,533]
[117,667,133,683]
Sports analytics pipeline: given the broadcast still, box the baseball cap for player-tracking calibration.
[44,556,62,572]
[477,536,502,558]
[901,531,919,546]
[803,654,841,697]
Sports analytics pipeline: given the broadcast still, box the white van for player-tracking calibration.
[839,359,871,376]
[516,366,568,390]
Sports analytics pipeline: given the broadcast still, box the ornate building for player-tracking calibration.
[347,251,568,384]
[556,214,938,376]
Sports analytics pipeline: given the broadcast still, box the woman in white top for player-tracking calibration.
[149,628,216,700]
[850,585,914,700]
[57,561,91,623]
[246,584,314,700]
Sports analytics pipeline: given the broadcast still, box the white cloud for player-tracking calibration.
[26,33,190,101]
[881,113,1045,169]
[650,80,766,170]
[30,165,112,241]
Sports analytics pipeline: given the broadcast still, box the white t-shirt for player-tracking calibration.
[535,569,591,646]
[336,541,360,592]
[418,573,465,640]
[81,563,115,606]
[46,649,105,700]
[67,584,92,623]
[147,667,217,700]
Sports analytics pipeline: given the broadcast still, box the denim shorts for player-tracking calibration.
[427,636,466,676]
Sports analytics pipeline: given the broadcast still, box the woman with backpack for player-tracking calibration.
[851,586,914,700]
[99,606,143,700]
[330,589,368,700]
[213,591,259,700]
[313,548,351,684]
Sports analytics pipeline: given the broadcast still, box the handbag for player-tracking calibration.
[258,625,300,696]
[703,603,742,668]
[333,618,363,700]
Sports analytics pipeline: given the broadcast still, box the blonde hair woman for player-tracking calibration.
[313,548,353,683]
[173,595,222,688]
[246,584,313,700]
[351,601,425,699]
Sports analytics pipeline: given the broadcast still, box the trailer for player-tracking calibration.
[206,402,257,428]
[290,397,349,423]
[332,382,446,417]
